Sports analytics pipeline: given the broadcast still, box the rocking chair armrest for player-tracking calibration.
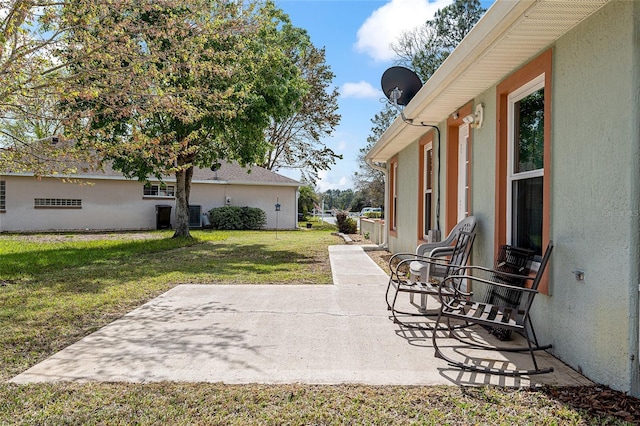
[427,246,454,258]
[442,274,539,297]
[416,240,453,256]
[389,246,455,273]
[438,274,473,298]
[389,252,416,262]
[388,251,420,269]
[406,247,453,276]
[390,255,451,280]
[395,254,451,270]
[452,265,535,283]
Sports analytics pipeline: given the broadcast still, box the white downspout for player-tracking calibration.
[295,186,300,229]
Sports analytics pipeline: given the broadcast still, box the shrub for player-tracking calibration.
[364,211,383,219]
[335,211,357,234]
[209,206,266,230]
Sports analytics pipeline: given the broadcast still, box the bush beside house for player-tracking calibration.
[209,206,267,230]
[363,211,383,219]
[335,211,357,234]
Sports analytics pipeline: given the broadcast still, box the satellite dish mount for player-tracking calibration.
[210,162,221,180]
[381,66,423,124]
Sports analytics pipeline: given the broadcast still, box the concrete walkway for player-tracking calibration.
[11,245,591,387]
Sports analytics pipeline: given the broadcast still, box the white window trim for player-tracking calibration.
[143,183,176,198]
[0,180,5,210]
[457,124,470,222]
[506,73,545,245]
[423,142,433,239]
[392,162,398,230]
[34,198,82,208]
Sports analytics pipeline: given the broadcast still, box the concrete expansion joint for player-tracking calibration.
[215,309,381,318]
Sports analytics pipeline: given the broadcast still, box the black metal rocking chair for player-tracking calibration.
[432,241,554,376]
[385,230,476,328]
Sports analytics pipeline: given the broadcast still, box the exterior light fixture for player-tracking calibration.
[463,104,484,129]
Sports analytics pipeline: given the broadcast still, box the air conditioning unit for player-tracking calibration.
[188,205,202,228]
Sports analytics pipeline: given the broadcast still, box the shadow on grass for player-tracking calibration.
[60,242,324,291]
[1,239,327,294]
[0,237,200,278]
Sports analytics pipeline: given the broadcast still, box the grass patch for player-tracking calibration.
[0,383,633,425]
[0,231,202,278]
[0,229,637,425]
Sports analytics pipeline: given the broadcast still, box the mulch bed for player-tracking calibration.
[542,385,640,423]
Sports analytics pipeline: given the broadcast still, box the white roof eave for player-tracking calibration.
[2,172,300,187]
[366,0,610,163]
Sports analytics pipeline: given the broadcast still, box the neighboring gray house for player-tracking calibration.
[367,0,640,396]
[0,162,301,232]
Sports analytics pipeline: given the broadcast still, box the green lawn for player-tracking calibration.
[0,229,636,425]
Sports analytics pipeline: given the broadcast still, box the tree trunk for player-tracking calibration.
[172,159,193,238]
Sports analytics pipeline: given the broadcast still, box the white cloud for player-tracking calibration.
[340,81,382,99]
[355,0,452,62]
[337,140,347,151]
[316,171,352,192]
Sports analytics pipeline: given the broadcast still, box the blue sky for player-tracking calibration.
[274,0,493,191]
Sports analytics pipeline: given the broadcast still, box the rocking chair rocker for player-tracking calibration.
[385,230,476,328]
[432,241,554,376]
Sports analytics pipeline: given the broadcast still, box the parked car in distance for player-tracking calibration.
[360,207,382,216]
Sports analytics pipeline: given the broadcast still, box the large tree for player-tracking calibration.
[59,0,309,237]
[297,185,318,218]
[0,1,98,175]
[260,43,341,184]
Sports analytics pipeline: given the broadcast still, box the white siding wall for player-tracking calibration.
[0,176,298,232]
[192,182,298,230]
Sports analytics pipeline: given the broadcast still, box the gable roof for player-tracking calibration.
[190,161,301,187]
[367,0,610,163]
[6,161,301,187]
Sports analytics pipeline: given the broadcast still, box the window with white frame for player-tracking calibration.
[507,74,545,256]
[423,143,433,238]
[457,124,470,222]
[143,182,175,198]
[391,161,398,230]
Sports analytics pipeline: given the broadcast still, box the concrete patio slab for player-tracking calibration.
[11,245,592,387]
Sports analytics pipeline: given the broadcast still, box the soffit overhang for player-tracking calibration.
[366,0,610,163]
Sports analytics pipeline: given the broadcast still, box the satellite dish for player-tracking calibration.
[210,162,221,172]
[381,66,422,106]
